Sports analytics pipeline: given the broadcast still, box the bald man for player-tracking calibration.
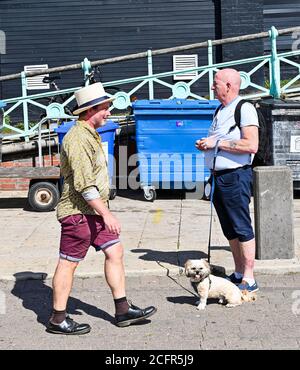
[196,68,259,293]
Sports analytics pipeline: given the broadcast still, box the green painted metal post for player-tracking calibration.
[147,50,154,100]
[207,40,214,100]
[269,26,281,98]
[21,72,30,142]
[82,58,92,86]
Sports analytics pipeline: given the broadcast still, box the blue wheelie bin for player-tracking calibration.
[55,119,119,199]
[132,99,219,201]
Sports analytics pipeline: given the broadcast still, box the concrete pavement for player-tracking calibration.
[0,273,300,350]
[0,189,299,280]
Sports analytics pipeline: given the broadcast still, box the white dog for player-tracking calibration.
[184,259,256,310]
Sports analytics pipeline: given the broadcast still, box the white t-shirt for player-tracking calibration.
[205,97,259,171]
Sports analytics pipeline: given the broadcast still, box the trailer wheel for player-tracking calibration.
[28,181,59,212]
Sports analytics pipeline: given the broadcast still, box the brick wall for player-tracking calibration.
[0,154,60,191]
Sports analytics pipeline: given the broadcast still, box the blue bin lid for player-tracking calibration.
[132,99,220,115]
[54,120,76,134]
[133,99,220,109]
[97,120,119,133]
[55,119,119,134]
[0,100,7,109]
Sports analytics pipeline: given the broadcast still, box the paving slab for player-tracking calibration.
[0,190,299,281]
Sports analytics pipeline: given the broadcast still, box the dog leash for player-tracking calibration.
[156,261,198,297]
[177,199,184,275]
[207,141,219,264]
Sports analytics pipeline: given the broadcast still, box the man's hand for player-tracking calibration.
[86,198,121,235]
[195,136,217,151]
[102,212,121,235]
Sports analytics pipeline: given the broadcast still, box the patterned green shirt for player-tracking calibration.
[56,120,110,220]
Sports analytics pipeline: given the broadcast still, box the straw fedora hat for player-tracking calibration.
[73,82,114,115]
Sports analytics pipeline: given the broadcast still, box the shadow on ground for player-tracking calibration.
[0,197,28,209]
[130,248,226,277]
[131,248,207,267]
[11,272,114,329]
[116,189,203,202]
[117,188,300,201]
[0,197,40,212]
[167,295,220,307]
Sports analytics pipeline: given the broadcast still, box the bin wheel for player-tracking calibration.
[28,181,59,212]
[109,188,117,200]
[144,188,156,202]
[203,181,211,201]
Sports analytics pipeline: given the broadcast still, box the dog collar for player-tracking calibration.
[191,276,212,290]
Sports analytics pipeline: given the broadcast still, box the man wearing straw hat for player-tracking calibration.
[47,82,156,335]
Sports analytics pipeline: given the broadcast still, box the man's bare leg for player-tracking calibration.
[102,242,157,327]
[240,238,256,279]
[52,258,79,311]
[229,238,243,274]
[48,258,90,334]
[103,243,126,299]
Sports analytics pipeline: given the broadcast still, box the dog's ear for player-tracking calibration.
[203,259,211,274]
[184,260,191,277]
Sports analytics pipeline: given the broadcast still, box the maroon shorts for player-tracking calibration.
[59,214,120,262]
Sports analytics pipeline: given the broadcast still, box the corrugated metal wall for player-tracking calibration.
[1,0,300,106]
[264,0,300,52]
[264,0,300,81]
[0,0,216,103]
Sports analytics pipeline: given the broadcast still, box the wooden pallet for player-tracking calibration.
[0,166,60,179]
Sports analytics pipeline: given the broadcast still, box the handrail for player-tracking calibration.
[0,26,300,82]
[1,26,300,141]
